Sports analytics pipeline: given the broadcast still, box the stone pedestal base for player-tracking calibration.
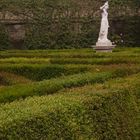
[94,40,115,52]
[95,46,115,52]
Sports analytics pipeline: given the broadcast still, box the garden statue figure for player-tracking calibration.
[95,1,115,52]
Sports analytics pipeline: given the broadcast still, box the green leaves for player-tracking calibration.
[0,70,139,139]
[0,48,140,139]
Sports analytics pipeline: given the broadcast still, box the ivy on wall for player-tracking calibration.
[23,16,140,49]
[0,24,11,50]
[0,0,139,49]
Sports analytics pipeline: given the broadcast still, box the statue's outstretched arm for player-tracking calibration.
[100,4,106,10]
[100,1,108,10]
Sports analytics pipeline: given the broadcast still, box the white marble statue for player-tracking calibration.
[96,1,112,46]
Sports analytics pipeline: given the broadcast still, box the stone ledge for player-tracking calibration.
[94,45,116,52]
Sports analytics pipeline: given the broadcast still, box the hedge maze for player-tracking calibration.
[0,48,140,139]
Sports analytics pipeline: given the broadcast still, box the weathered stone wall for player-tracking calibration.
[6,24,25,49]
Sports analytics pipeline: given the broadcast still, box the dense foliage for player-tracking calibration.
[0,48,140,139]
[0,0,139,49]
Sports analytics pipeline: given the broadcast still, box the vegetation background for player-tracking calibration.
[0,0,139,49]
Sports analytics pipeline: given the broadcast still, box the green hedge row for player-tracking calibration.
[0,67,140,104]
[0,73,139,139]
[0,57,50,64]
[0,72,32,86]
[0,64,90,81]
[0,49,93,58]
[0,52,96,59]
[0,63,137,81]
[50,57,140,65]
[1,56,140,65]
[0,48,139,59]
[0,47,140,58]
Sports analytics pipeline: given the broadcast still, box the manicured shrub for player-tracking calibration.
[0,72,32,86]
[0,48,140,139]
[0,48,139,59]
[0,73,139,139]
[50,57,140,65]
[0,67,140,103]
[0,57,50,64]
[0,64,90,81]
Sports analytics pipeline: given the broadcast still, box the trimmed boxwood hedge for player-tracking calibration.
[0,48,139,139]
[0,49,94,59]
[0,67,140,104]
[0,48,139,59]
[50,57,140,65]
[0,72,32,86]
[0,64,90,81]
[0,73,139,139]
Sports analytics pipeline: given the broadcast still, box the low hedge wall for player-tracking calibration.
[0,48,139,59]
[50,57,140,65]
[0,72,32,86]
[0,49,94,59]
[0,67,140,103]
[0,57,50,64]
[0,64,90,81]
[1,56,140,66]
[0,73,139,139]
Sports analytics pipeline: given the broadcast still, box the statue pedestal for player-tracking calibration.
[95,46,115,52]
[95,40,115,52]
